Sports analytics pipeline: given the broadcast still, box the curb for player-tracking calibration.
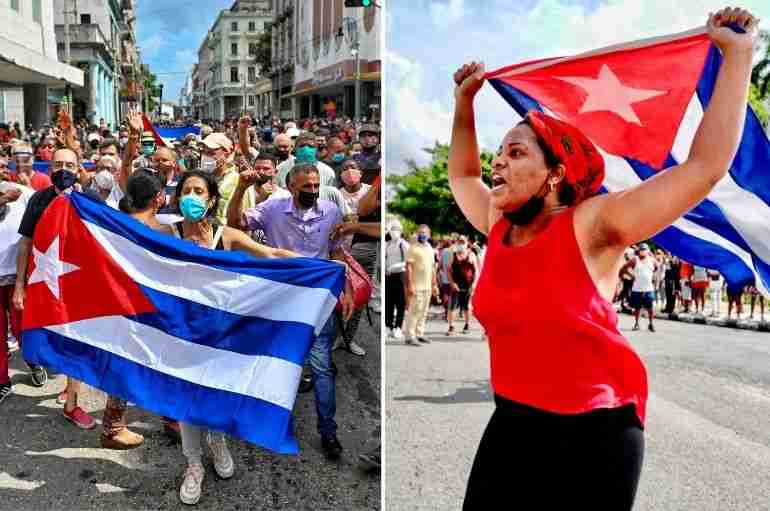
[425,310,769,332]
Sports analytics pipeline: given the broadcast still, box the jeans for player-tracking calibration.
[341,242,378,344]
[308,313,338,437]
[0,283,21,385]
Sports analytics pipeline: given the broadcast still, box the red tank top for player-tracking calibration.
[472,209,648,425]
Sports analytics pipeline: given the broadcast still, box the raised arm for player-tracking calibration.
[591,8,758,248]
[238,115,251,158]
[120,111,143,192]
[357,178,380,217]
[448,62,494,235]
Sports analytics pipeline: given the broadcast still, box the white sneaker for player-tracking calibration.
[6,336,18,353]
[392,328,404,340]
[348,340,366,356]
[207,434,234,479]
[179,462,204,505]
[387,328,394,338]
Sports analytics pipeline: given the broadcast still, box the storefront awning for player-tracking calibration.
[0,38,84,87]
[282,72,381,99]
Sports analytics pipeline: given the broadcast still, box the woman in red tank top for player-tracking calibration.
[447,8,758,510]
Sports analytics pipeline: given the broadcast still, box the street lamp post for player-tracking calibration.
[352,43,361,122]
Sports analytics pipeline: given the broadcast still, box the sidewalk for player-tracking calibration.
[426,304,769,332]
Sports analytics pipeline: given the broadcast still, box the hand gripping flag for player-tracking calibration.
[487,27,770,296]
[21,193,344,454]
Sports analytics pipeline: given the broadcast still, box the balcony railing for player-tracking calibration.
[55,24,113,51]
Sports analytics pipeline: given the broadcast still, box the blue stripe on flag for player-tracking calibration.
[488,80,543,118]
[68,192,344,296]
[23,328,300,454]
[696,45,770,207]
[625,155,770,289]
[132,285,314,365]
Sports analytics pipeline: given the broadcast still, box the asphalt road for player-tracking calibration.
[0,314,381,511]
[385,310,770,511]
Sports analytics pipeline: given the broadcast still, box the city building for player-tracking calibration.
[193,0,273,121]
[52,0,140,129]
[287,0,381,121]
[270,0,294,119]
[0,0,83,127]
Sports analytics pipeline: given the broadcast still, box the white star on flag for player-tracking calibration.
[556,64,667,125]
[28,235,80,300]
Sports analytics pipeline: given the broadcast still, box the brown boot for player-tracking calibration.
[101,428,144,450]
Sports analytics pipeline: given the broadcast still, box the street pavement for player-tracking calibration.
[0,315,381,511]
[385,309,770,511]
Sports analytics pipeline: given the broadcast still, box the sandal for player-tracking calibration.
[446,326,454,336]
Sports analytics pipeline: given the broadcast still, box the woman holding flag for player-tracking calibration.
[448,7,758,510]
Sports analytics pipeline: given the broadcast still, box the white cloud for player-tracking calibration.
[139,35,166,58]
[429,0,465,28]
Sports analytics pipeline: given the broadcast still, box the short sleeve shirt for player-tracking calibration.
[18,186,58,239]
[407,243,436,292]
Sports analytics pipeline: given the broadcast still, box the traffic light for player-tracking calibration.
[345,0,372,6]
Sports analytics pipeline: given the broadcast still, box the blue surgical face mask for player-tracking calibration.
[417,234,428,243]
[331,153,345,162]
[142,144,155,157]
[179,194,208,222]
[295,145,317,164]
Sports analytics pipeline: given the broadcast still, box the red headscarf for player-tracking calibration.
[526,111,605,203]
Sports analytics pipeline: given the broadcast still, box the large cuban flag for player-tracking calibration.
[487,27,770,296]
[21,193,345,454]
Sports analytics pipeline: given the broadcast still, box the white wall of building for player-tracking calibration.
[0,0,58,59]
[292,2,380,86]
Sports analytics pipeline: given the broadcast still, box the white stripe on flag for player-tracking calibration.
[46,316,302,410]
[83,220,338,333]
[670,95,770,265]
[600,148,770,297]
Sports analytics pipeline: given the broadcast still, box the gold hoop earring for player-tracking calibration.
[548,181,556,192]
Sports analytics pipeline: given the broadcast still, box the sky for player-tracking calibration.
[135,0,233,104]
[386,0,770,174]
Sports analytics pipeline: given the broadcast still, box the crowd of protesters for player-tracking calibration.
[384,221,766,347]
[0,109,381,505]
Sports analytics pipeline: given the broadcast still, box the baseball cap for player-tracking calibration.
[286,127,300,138]
[141,131,155,144]
[201,132,233,151]
[12,144,33,156]
[638,243,650,251]
[359,124,379,135]
[87,133,101,143]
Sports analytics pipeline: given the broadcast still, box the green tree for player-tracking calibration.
[749,82,769,127]
[750,30,770,128]
[255,27,273,76]
[140,65,161,114]
[387,143,494,236]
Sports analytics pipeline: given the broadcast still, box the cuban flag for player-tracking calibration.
[487,27,770,296]
[21,193,344,454]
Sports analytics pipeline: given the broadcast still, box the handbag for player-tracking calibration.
[335,248,373,312]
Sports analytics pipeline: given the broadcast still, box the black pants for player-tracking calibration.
[664,279,677,313]
[385,273,406,329]
[463,396,644,511]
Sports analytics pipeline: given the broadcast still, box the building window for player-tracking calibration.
[248,96,255,107]
[248,67,256,82]
[10,0,18,12]
[231,43,238,56]
[231,21,238,32]
[81,14,92,24]
[249,21,256,32]
[231,67,239,82]
[249,43,257,56]
[32,0,42,23]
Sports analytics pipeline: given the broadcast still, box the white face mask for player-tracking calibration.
[94,169,114,192]
[390,230,402,240]
[200,155,217,173]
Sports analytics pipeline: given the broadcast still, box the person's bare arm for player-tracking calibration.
[589,8,758,249]
[12,237,31,310]
[120,111,143,192]
[226,227,297,258]
[227,180,250,230]
[238,116,251,158]
[448,62,494,235]
[357,181,380,217]
[447,254,459,291]
[330,246,355,321]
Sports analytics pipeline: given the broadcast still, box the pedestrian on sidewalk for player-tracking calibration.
[747,284,765,322]
[448,9,758,509]
[404,225,439,345]
[691,265,709,315]
[727,283,745,320]
[663,255,680,314]
[623,244,657,332]
[707,269,723,317]
[384,221,409,340]
[446,235,478,335]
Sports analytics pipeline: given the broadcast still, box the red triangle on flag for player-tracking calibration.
[22,196,156,331]
[492,33,712,168]
[142,114,171,148]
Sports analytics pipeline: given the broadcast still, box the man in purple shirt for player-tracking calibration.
[240,162,353,461]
